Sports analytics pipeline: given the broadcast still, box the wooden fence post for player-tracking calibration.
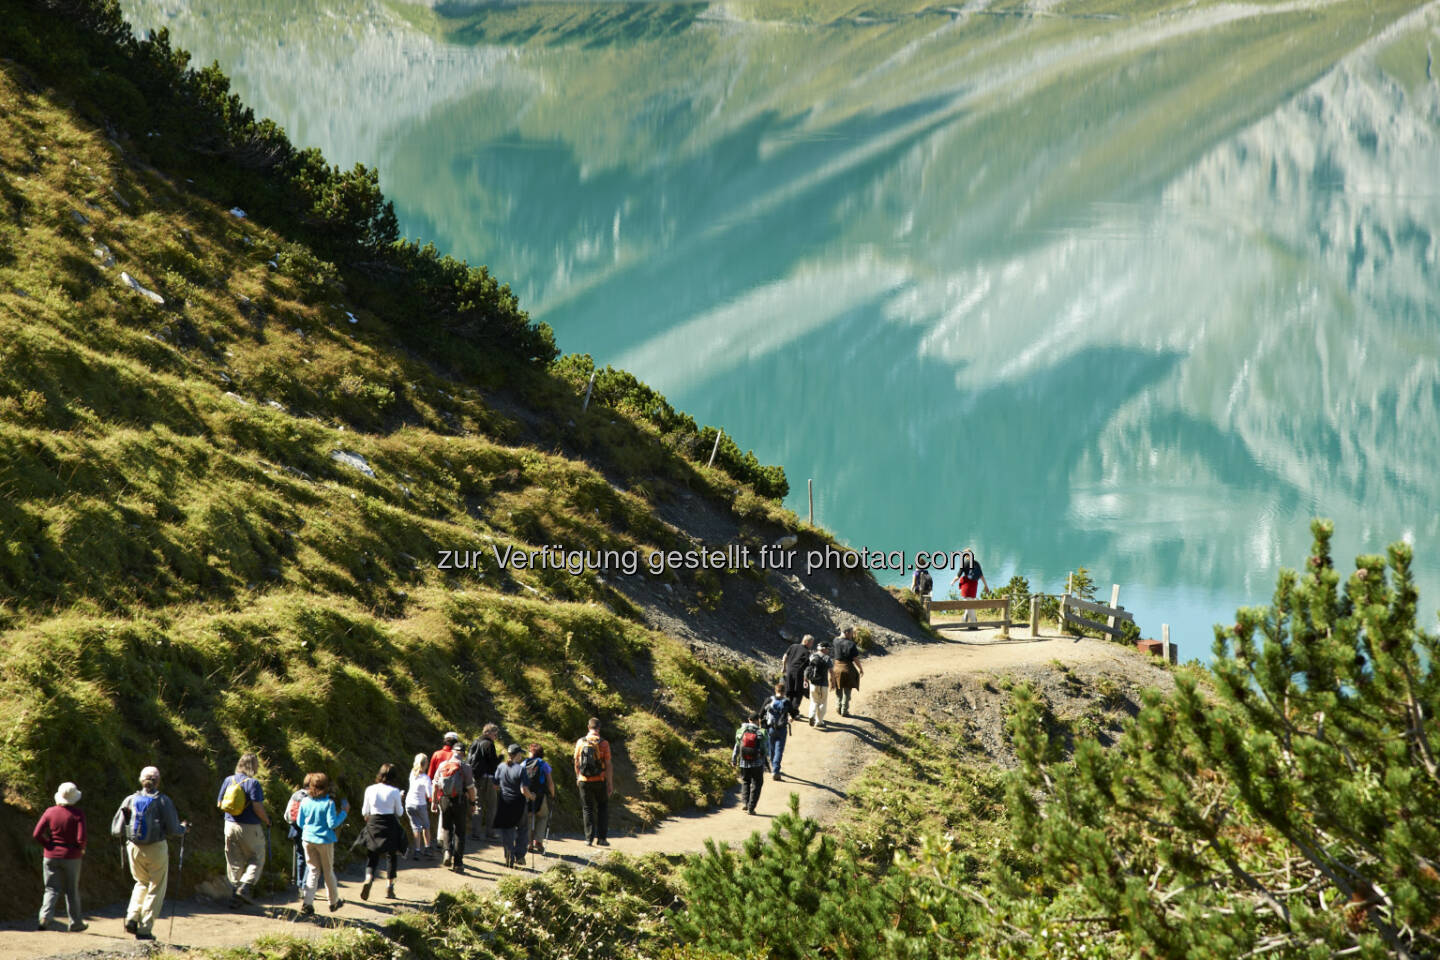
[707,429,723,468]
[808,479,813,526]
[1162,623,1173,664]
[1107,584,1120,632]
[581,370,597,412]
[1000,597,1010,639]
[1030,596,1040,638]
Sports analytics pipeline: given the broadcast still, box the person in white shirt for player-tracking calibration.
[405,754,434,859]
[357,763,407,900]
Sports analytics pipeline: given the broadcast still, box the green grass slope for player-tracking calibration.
[0,7,883,919]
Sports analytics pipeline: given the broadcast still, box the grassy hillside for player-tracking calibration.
[0,1,907,920]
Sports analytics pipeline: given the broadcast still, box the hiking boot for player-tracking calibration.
[452,861,464,874]
[361,869,374,901]
[228,893,242,909]
[237,882,255,903]
[534,842,545,855]
[328,897,345,913]
[587,837,594,846]
[124,918,138,935]
[596,838,610,846]
[68,922,87,933]
[386,882,396,899]
[300,904,315,916]
[807,716,815,727]
[36,920,48,932]
[442,851,453,867]
[135,931,155,941]
[772,772,781,781]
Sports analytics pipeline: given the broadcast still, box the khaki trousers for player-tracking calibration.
[302,841,339,907]
[125,840,169,934]
[224,820,266,888]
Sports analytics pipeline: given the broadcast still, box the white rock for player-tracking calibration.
[224,392,249,406]
[346,311,358,324]
[229,207,246,218]
[120,271,164,305]
[774,535,798,550]
[93,244,115,269]
[330,450,376,477]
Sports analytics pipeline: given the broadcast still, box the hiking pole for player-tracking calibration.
[167,832,186,942]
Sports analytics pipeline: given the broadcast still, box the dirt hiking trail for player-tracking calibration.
[9,629,1158,960]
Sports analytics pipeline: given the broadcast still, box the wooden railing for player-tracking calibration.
[926,597,1011,638]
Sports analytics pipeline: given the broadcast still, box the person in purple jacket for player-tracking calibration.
[33,782,87,932]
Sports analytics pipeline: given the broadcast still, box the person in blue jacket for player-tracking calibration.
[296,772,349,916]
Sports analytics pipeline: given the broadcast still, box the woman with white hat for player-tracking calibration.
[33,782,87,932]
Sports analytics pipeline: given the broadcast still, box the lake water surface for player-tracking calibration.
[121,0,1440,658]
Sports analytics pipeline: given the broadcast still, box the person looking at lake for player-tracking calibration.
[33,781,86,932]
[830,625,865,717]
[951,549,989,628]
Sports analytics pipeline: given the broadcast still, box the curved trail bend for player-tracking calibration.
[11,630,1146,960]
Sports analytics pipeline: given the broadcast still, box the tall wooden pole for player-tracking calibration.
[807,479,813,525]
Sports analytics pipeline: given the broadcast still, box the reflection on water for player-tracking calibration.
[121,0,1440,656]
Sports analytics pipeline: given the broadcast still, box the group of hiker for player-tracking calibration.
[29,718,615,938]
[30,615,879,937]
[728,624,868,814]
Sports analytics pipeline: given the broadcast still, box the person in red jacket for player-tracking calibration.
[33,781,87,932]
[427,732,461,780]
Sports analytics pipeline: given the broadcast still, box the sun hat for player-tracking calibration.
[443,731,460,743]
[54,782,81,806]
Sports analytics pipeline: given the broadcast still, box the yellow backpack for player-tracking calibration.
[218,777,250,816]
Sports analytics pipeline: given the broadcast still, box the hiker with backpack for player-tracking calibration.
[491,744,536,869]
[33,781,87,933]
[283,784,308,889]
[112,766,189,941]
[296,772,349,915]
[216,752,271,908]
[405,753,435,860]
[760,683,793,781]
[911,560,934,600]
[573,717,613,847]
[950,548,989,628]
[467,723,501,843]
[805,641,836,729]
[525,744,556,856]
[731,713,773,813]
[354,762,408,901]
[830,626,865,718]
[427,731,462,780]
[781,635,814,716]
[430,747,476,872]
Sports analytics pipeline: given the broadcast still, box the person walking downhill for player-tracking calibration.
[573,717,613,847]
[806,641,836,729]
[492,744,535,869]
[33,781,87,932]
[113,766,189,941]
[761,683,792,781]
[780,635,813,717]
[525,744,556,856]
[405,753,435,860]
[951,548,989,628]
[731,712,772,814]
[216,752,271,908]
[296,772,348,915]
[467,723,501,843]
[355,763,407,901]
[830,626,865,718]
[431,747,476,873]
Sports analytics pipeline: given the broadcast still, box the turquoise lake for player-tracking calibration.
[120,0,1440,658]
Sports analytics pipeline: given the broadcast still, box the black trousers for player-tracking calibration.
[365,850,398,878]
[580,780,609,841]
[740,766,765,811]
[439,797,469,862]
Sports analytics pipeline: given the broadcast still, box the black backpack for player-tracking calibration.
[806,652,830,685]
[578,739,603,778]
[916,570,933,594]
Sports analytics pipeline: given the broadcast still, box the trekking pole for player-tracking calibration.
[167,832,186,941]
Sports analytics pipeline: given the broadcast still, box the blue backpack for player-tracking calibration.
[128,793,159,843]
[524,757,548,791]
[763,696,789,730]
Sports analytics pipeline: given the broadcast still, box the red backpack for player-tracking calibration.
[434,757,464,799]
[739,727,761,763]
